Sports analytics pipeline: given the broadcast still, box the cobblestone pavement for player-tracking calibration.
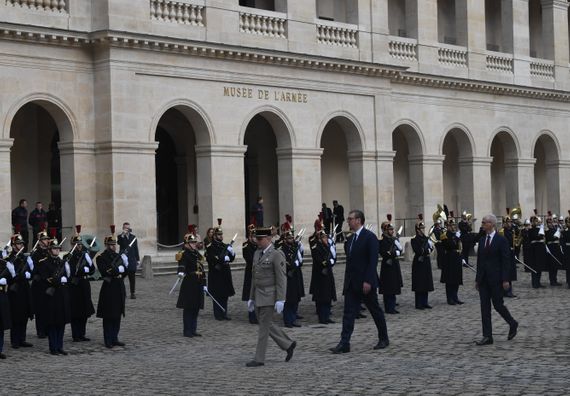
[2,262,569,395]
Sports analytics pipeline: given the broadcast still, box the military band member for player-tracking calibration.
[378,216,403,314]
[545,213,563,286]
[65,226,95,342]
[242,225,258,324]
[528,214,546,288]
[205,219,235,320]
[246,227,296,367]
[498,214,517,298]
[411,214,434,309]
[176,229,207,337]
[561,213,570,289]
[440,218,464,305]
[309,230,337,324]
[0,252,15,359]
[30,225,51,338]
[433,219,445,270]
[458,211,474,265]
[37,238,71,355]
[7,232,33,349]
[96,225,129,349]
[280,230,304,328]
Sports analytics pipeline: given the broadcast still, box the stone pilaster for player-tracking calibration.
[556,160,570,213]
[462,156,493,220]
[541,0,570,89]
[504,158,536,218]
[462,0,486,70]
[511,0,531,85]
[347,150,378,228]
[415,0,439,71]
[409,154,445,223]
[0,139,13,243]
[545,159,563,213]
[376,151,396,230]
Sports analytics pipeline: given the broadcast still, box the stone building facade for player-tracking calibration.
[1,0,570,256]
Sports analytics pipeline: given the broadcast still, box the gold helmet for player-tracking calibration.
[11,224,25,246]
[183,225,198,244]
[37,222,49,241]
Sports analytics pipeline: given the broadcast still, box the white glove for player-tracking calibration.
[539,225,545,236]
[60,276,67,284]
[224,255,230,262]
[25,271,31,280]
[85,253,93,266]
[395,250,401,257]
[395,240,403,251]
[329,258,335,265]
[428,240,434,249]
[6,262,16,277]
[118,265,125,273]
[247,300,255,312]
[203,285,208,293]
[0,278,6,286]
[121,254,129,266]
[83,266,90,273]
[64,262,71,277]
[455,231,461,238]
[1,249,7,259]
[177,272,185,278]
[26,256,35,272]
[227,245,234,254]
[275,300,285,314]
[294,259,300,267]
[462,259,467,266]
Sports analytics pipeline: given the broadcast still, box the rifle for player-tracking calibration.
[71,237,97,285]
[213,233,238,271]
[7,248,26,292]
[46,243,76,296]
[104,237,137,283]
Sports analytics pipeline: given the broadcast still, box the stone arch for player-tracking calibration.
[391,119,425,155]
[533,131,561,214]
[439,123,475,157]
[531,130,560,160]
[316,111,365,151]
[489,128,521,216]
[487,126,521,159]
[240,105,295,148]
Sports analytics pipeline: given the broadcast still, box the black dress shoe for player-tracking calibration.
[285,341,296,362]
[37,334,47,339]
[296,315,304,320]
[415,306,425,310]
[246,360,264,367]
[325,319,335,324]
[386,309,399,314]
[73,338,81,342]
[291,322,301,327]
[284,324,293,328]
[57,349,68,356]
[475,337,493,346]
[223,316,232,321]
[214,317,224,321]
[455,300,464,305]
[50,350,58,355]
[318,320,327,324]
[105,343,114,349]
[447,300,456,305]
[11,344,20,349]
[373,340,389,350]
[192,333,202,337]
[80,337,90,342]
[112,341,125,347]
[330,344,350,354]
[0,353,6,359]
[424,305,433,309]
[508,321,518,340]
[130,293,136,299]
[550,282,562,286]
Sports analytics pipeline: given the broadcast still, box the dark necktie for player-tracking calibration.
[485,235,491,249]
[349,233,358,255]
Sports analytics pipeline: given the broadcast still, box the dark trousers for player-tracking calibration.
[10,321,28,346]
[340,290,388,346]
[548,269,558,285]
[283,301,298,325]
[531,271,542,288]
[248,310,257,323]
[479,281,516,338]
[103,318,121,345]
[316,302,332,323]
[20,229,29,252]
[0,330,3,353]
[415,292,429,308]
[71,318,88,339]
[461,244,471,265]
[35,315,46,337]
[183,308,199,336]
[46,324,65,352]
[127,271,136,294]
[213,297,228,319]
[567,268,570,285]
[383,294,396,312]
[445,284,460,302]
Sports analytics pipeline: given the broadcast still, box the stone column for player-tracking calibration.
[460,0,486,70]
[556,160,570,212]
[511,0,531,85]
[276,148,323,233]
[371,0,390,64]
[348,150,378,227]
[545,159,562,213]
[541,0,570,88]
[95,141,158,257]
[414,0,439,71]
[376,151,396,230]
[195,145,246,242]
[58,141,98,233]
[414,154,445,222]
[503,158,536,219]
[465,157,493,220]
[0,139,13,243]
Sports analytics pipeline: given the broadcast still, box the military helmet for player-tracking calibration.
[71,225,83,244]
[49,238,62,249]
[37,222,49,240]
[214,218,223,235]
[104,225,117,245]
[11,233,24,246]
[184,225,198,243]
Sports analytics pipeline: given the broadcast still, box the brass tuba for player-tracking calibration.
[432,204,447,224]
[510,206,522,222]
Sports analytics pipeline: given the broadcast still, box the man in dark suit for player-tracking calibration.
[330,210,389,353]
[118,222,140,299]
[475,214,518,346]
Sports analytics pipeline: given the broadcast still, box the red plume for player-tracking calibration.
[533,209,537,215]
[386,214,392,222]
[110,224,116,234]
[188,224,195,234]
[418,213,423,221]
[75,225,82,234]
[506,208,510,215]
[14,224,21,233]
[40,222,46,232]
[217,218,222,226]
[49,227,57,238]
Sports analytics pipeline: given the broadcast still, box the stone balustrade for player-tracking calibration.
[150,0,204,26]
[530,59,555,79]
[316,20,358,48]
[6,0,67,13]
[486,53,514,73]
[388,36,418,61]
[438,44,468,67]
[239,9,286,38]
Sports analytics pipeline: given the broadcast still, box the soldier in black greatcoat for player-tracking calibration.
[440,219,464,305]
[433,220,445,270]
[545,215,563,286]
[65,226,95,342]
[528,215,546,288]
[411,215,434,309]
[0,253,15,359]
[96,226,128,349]
[205,221,235,320]
[6,233,33,349]
[176,231,206,337]
[118,222,140,299]
[378,217,403,314]
[499,215,517,297]
[280,231,305,327]
[242,225,258,324]
[561,214,570,289]
[38,239,71,355]
[310,230,337,324]
[458,212,474,265]
[30,226,51,338]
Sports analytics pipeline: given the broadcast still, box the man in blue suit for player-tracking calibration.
[475,214,518,346]
[330,210,389,353]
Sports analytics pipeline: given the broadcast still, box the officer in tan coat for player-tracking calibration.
[246,226,297,367]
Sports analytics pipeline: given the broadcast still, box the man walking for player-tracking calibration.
[475,214,518,346]
[246,226,296,367]
[330,209,389,353]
